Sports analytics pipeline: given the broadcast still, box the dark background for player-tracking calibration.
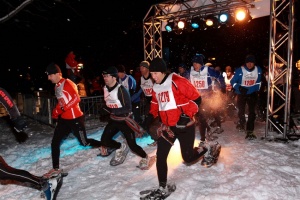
[0,0,299,93]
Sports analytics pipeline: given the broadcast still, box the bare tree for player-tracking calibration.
[0,0,34,23]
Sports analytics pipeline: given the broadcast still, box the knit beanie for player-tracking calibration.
[116,64,126,73]
[45,63,61,75]
[140,61,150,69]
[192,54,205,65]
[178,63,186,69]
[102,66,118,78]
[150,58,167,73]
[245,55,256,63]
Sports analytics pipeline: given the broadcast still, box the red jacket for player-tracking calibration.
[149,73,200,126]
[52,78,83,119]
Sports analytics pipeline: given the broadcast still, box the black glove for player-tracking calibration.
[239,86,248,95]
[13,131,28,143]
[11,116,28,132]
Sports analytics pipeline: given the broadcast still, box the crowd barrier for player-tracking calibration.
[13,92,146,131]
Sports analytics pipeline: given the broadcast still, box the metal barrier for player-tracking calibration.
[15,92,108,130]
[14,92,147,131]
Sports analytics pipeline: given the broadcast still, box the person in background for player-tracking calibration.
[0,87,58,198]
[44,63,102,178]
[98,66,151,169]
[223,66,237,118]
[189,54,225,145]
[116,64,142,124]
[131,61,157,145]
[91,75,103,96]
[230,54,262,140]
[178,63,190,80]
[143,58,207,199]
[77,77,88,97]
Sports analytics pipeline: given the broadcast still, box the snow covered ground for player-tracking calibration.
[1,116,300,200]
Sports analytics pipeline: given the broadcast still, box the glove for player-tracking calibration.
[239,86,248,95]
[14,131,28,143]
[52,108,62,119]
[11,116,28,143]
[11,116,28,132]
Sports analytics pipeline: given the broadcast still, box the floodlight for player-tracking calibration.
[219,13,229,23]
[235,8,252,23]
[205,15,217,27]
[190,18,201,29]
[235,8,247,21]
[165,21,174,32]
[177,20,185,29]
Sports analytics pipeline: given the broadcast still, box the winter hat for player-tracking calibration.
[102,66,118,78]
[192,54,205,65]
[116,64,126,73]
[245,54,256,63]
[140,61,150,69]
[45,63,61,75]
[178,63,186,69]
[150,57,167,73]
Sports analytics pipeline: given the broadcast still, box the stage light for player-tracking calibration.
[235,8,247,21]
[165,21,174,32]
[190,18,200,29]
[206,19,214,26]
[205,15,217,28]
[219,13,229,23]
[177,20,185,29]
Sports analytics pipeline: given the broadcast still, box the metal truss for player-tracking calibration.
[265,0,295,140]
[143,0,295,140]
[143,0,255,60]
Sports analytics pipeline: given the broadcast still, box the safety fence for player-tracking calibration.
[13,92,147,131]
[15,92,109,130]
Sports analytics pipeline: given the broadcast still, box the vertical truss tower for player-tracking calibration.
[266,0,295,140]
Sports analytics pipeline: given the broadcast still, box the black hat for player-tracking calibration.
[116,64,126,73]
[178,63,186,69]
[102,66,118,78]
[150,57,167,73]
[140,61,150,68]
[245,55,256,63]
[46,63,61,75]
[192,54,205,65]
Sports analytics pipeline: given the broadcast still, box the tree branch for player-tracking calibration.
[0,0,35,23]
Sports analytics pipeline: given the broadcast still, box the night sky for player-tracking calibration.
[0,0,299,93]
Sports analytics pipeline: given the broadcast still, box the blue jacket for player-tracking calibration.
[230,65,262,95]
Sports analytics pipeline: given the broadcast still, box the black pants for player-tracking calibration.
[101,119,147,158]
[237,93,258,132]
[0,156,42,189]
[51,115,101,169]
[156,124,202,186]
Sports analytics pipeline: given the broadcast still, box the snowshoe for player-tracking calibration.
[140,183,176,200]
[201,141,221,168]
[42,173,63,200]
[245,132,257,140]
[97,146,116,157]
[236,123,245,132]
[137,155,156,170]
[110,142,129,166]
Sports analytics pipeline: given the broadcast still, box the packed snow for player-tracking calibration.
[1,116,300,200]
